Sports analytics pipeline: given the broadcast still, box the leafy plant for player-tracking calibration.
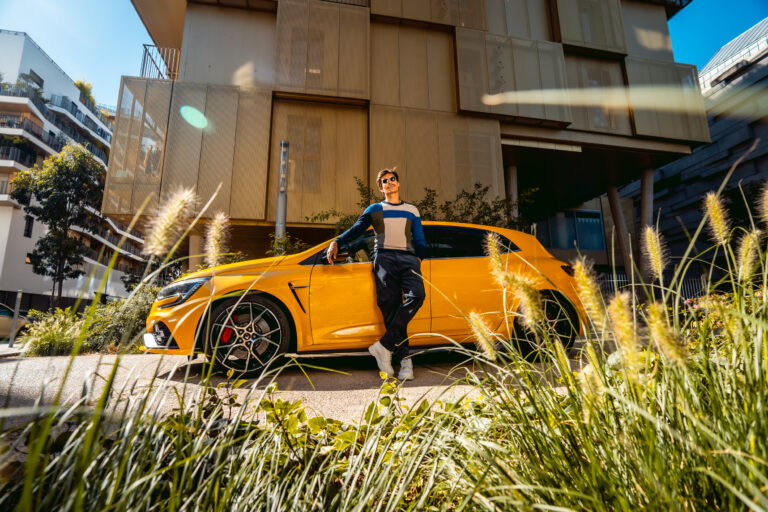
[87,285,160,353]
[20,308,87,356]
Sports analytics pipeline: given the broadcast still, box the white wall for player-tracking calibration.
[0,31,25,83]
[179,4,276,87]
[621,0,674,62]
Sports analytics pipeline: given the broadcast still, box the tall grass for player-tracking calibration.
[2,173,768,510]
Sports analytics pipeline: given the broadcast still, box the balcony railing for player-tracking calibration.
[49,95,113,142]
[0,83,48,114]
[140,45,180,80]
[0,180,13,195]
[0,145,36,167]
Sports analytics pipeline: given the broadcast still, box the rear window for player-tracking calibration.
[424,226,518,259]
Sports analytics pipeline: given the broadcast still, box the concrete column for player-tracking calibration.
[505,165,519,217]
[607,185,633,275]
[639,168,655,279]
[188,233,203,271]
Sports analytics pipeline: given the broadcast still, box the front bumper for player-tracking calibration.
[142,322,179,350]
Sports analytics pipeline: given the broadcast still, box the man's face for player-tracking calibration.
[378,172,400,195]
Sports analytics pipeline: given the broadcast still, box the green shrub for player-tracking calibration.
[20,308,88,356]
[87,285,160,353]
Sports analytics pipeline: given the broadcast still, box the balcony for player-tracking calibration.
[48,95,113,143]
[637,0,693,18]
[0,83,49,115]
[0,180,13,195]
[0,146,36,168]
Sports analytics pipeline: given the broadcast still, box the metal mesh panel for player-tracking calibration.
[123,80,148,185]
[132,80,172,214]
[555,0,626,53]
[371,23,401,106]
[268,100,367,223]
[486,34,517,117]
[625,57,709,142]
[307,2,340,93]
[370,105,407,188]
[399,28,430,109]
[230,89,272,220]
[404,110,440,200]
[456,28,490,113]
[338,6,370,98]
[371,0,401,17]
[103,78,136,215]
[198,86,238,217]
[159,82,207,204]
[276,0,309,91]
[511,38,545,120]
[467,118,502,197]
[458,0,486,30]
[538,41,571,123]
[403,0,430,21]
[426,31,456,112]
[565,55,632,135]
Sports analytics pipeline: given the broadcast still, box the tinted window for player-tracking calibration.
[425,226,517,259]
[0,305,11,317]
[336,230,375,263]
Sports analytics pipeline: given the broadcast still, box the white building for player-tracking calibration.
[0,29,144,310]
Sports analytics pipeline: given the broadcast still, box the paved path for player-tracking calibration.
[0,351,486,426]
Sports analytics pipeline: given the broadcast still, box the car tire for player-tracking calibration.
[205,294,291,377]
[512,290,579,351]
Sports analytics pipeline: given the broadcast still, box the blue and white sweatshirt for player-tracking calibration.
[335,201,426,259]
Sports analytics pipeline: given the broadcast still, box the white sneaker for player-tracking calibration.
[398,358,414,380]
[368,341,395,377]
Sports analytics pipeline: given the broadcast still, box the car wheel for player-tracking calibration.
[206,295,290,377]
[512,291,579,350]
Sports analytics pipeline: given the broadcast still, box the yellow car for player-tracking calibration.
[143,221,584,374]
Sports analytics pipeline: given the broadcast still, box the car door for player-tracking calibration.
[308,230,431,350]
[427,225,512,341]
[0,304,12,338]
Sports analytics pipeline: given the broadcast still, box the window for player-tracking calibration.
[538,210,605,251]
[335,229,375,263]
[27,69,44,88]
[23,215,33,238]
[425,226,518,259]
[0,305,11,317]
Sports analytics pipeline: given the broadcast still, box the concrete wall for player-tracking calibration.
[179,4,276,87]
[0,31,25,83]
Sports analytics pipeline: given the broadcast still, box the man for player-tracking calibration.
[327,168,426,380]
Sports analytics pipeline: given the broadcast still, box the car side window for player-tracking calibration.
[425,226,518,259]
[336,230,376,263]
[0,305,11,317]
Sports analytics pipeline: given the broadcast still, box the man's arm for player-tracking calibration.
[327,205,374,264]
[412,214,426,260]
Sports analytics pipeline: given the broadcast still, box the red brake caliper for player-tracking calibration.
[221,315,236,343]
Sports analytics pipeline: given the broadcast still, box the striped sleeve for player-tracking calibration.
[411,212,426,259]
[334,204,376,246]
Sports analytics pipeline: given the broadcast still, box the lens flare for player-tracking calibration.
[180,105,209,130]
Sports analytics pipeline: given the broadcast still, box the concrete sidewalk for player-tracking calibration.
[0,343,23,358]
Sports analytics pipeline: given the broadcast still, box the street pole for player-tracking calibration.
[275,140,289,255]
[8,290,22,348]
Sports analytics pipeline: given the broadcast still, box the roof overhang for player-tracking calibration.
[131,0,187,49]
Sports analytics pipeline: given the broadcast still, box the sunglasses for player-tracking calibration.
[380,177,398,185]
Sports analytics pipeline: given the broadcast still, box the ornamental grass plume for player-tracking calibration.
[572,256,606,329]
[704,192,731,246]
[760,182,768,227]
[143,188,196,257]
[642,226,667,282]
[468,311,497,361]
[737,229,761,282]
[607,292,641,378]
[484,232,506,287]
[504,273,544,329]
[646,302,687,367]
[205,211,230,268]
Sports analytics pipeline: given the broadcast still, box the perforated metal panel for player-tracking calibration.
[103,78,138,215]
[338,5,369,98]
[485,34,517,117]
[565,55,632,135]
[625,57,709,142]
[456,28,490,113]
[268,100,367,222]
[159,82,207,204]
[511,38,545,120]
[230,89,272,220]
[276,0,309,91]
[404,110,440,200]
[307,2,340,94]
[399,28,430,109]
[555,0,626,54]
[370,105,407,188]
[198,86,238,216]
[426,31,456,112]
[132,80,172,214]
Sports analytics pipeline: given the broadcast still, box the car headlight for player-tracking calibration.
[156,277,210,309]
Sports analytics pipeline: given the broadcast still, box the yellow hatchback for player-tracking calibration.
[143,221,583,375]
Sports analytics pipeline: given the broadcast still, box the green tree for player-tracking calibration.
[74,79,95,105]
[11,143,104,307]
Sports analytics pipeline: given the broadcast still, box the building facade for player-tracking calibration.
[106,0,709,267]
[621,17,768,263]
[0,30,145,310]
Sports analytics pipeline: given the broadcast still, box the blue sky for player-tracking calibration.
[0,0,766,107]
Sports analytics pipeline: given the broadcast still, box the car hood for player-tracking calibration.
[173,248,318,282]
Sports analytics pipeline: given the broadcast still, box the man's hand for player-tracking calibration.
[327,241,338,265]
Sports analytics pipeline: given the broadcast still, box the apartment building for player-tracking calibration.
[105,0,709,269]
[621,16,768,262]
[0,30,145,309]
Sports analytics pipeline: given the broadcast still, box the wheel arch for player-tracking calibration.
[194,290,298,355]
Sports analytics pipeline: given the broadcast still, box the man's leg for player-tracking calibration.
[379,253,425,364]
[369,252,401,376]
